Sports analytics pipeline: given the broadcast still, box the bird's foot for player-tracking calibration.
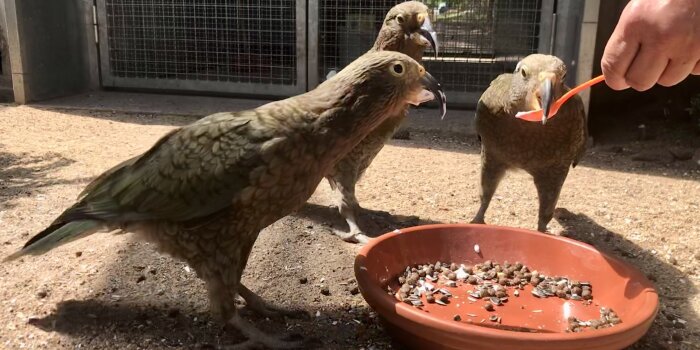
[238,285,308,320]
[332,228,370,244]
[222,313,318,350]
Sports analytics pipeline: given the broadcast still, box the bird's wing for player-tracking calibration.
[64,111,268,224]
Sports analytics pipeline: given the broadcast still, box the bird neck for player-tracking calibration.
[372,30,425,62]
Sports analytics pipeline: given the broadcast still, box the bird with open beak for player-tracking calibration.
[3,50,445,349]
[471,54,587,233]
[325,1,445,244]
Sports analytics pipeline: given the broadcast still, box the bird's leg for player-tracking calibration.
[471,152,507,225]
[532,168,569,233]
[204,256,305,349]
[330,174,370,244]
[237,283,308,319]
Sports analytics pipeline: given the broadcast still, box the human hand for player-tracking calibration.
[601,0,700,91]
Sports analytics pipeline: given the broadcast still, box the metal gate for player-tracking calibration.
[309,0,553,105]
[96,0,307,97]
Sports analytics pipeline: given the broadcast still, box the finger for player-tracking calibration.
[693,60,700,75]
[624,46,668,91]
[658,59,696,86]
[601,34,639,90]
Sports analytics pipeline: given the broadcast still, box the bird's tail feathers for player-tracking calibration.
[3,220,102,262]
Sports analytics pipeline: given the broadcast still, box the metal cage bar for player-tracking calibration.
[97,0,307,97]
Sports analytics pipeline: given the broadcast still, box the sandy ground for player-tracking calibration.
[0,105,699,349]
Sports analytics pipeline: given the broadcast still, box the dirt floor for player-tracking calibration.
[0,105,699,350]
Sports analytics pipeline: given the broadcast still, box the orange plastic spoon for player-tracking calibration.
[515,74,605,122]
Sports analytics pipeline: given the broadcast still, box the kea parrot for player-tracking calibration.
[327,1,444,244]
[4,50,446,349]
[471,54,587,233]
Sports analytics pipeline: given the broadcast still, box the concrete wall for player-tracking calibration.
[1,0,98,103]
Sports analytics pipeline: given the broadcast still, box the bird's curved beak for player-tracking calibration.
[420,71,447,119]
[539,77,554,125]
[419,16,439,58]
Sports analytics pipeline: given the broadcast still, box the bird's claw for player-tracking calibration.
[333,229,370,244]
[238,285,309,320]
[224,313,309,350]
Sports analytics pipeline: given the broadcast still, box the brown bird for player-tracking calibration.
[471,54,587,233]
[327,1,444,244]
[4,51,445,349]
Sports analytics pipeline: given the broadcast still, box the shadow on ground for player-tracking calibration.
[0,148,89,208]
[554,208,699,349]
[294,202,445,240]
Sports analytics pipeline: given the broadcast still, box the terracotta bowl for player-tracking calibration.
[354,224,658,350]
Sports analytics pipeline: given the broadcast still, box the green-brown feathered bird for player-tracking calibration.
[471,54,587,232]
[4,51,445,349]
[327,1,444,243]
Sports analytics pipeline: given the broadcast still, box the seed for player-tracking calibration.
[484,302,494,311]
[426,294,435,303]
[498,277,508,286]
[514,262,523,270]
[440,295,449,303]
[489,296,502,305]
[513,290,520,297]
[581,289,592,299]
[530,277,541,286]
[489,315,499,322]
[435,299,448,306]
[572,286,582,295]
[400,284,411,293]
[447,272,457,281]
[495,290,507,298]
[453,314,462,321]
[418,270,426,277]
[556,290,567,298]
[484,260,493,269]
[467,276,478,284]
[397,277,405,284]
[450,263,458,271]
[320,286,330,295]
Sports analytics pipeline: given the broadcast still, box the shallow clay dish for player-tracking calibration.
[354,224,658,350]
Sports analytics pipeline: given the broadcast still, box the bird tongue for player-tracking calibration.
[406,89,435,106]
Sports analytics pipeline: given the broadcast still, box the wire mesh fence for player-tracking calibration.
[316,0,544,99]
[100,0,302,94]
[98,0,546,100]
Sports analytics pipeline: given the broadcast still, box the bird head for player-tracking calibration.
[375,1,439,58]
[511,54,567,125]
[327,51,446,120]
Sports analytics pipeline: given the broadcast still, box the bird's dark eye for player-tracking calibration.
[392,63,404,75]
[520,66,528,77]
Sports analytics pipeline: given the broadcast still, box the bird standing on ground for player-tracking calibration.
[4,51,446,349]
[327,1,444,244]
[471,54,587,233]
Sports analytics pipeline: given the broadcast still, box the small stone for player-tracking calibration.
[668,256,678,265]
[426,294,435,303]
[167,308,179,318]
[671,333,683,341]
[299,277,308,284]
[484,302,494,311]
[320,286,330,296]
[75,251,83,257]
[36,290,48,299]
[349,286,360,295]
[136,275,146,283]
